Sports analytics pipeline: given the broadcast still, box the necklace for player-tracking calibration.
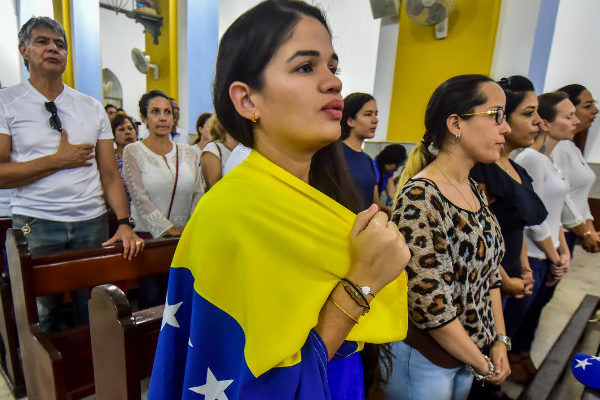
[432,162,480,213]
[496,158,512,175]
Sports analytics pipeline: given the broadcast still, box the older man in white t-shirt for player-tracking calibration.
[0,17,143,332]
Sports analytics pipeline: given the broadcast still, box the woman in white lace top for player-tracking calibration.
[123,90,203,239]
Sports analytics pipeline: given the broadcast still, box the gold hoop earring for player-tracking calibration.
[251,115,257,123]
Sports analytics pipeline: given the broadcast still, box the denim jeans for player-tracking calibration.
[139,273,169,309]
[383,341,474,400]
[503,256,546,340]
[510,257,557,354]
[12,214,109,332]
[565,231,576,259]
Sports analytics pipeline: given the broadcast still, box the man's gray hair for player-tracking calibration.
[18,17,68,69]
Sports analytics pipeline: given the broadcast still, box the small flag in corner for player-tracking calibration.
[572,353,600,389]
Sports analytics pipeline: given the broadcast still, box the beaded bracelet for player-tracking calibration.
[340,278,371,315]
[329,296,359,324]
[468,355,495,381]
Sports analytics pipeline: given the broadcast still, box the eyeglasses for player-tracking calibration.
[460,108,506,125]
[44,101,62,132]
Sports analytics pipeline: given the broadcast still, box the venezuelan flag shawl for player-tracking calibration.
[148,151,408,399]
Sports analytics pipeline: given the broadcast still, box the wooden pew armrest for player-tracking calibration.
[30,325,63,363]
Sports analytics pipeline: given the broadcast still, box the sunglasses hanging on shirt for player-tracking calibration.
[45,101,62,132]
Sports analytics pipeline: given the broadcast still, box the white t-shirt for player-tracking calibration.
[223,144,252,175]
[515,148,569,259]
[0,81,112,221]
[551,140,595,228]
[202,141,232,175]
[123,141,203,238]
[0,189,11,217]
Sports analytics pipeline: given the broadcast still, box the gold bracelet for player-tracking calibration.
[329,297,359,324]
[582,231,592,239]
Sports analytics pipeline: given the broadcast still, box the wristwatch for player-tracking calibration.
[495,334,512,351]
[117,216,135,229]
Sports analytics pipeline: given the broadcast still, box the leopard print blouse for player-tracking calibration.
[392,178,505,349]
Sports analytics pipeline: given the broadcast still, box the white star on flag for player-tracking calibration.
[574,358,592,370]
[590,355,600,362]
[189,367,233,400]
[188,337,193,347]
[161,297,183,331]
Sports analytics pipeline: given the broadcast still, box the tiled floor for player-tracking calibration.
[0,246,598,399]
[503,245,600,398]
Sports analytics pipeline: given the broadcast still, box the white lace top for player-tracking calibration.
[123,141,204,238]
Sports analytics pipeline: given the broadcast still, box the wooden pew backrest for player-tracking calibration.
[89,284,163,400]
[6,228,177,400]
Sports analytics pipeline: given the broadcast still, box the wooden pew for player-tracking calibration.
[89,284,163,400]
[518,294,600,400]
[0,218,25,398]
[5,228,177,400]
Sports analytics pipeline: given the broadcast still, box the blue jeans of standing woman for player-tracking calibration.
[383,341,474,400]
[509,257,557,354]
[11,214,109,332]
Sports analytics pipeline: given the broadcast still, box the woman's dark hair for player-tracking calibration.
[110,111,135,135]
[105,103,117,112]
[340,93,375,140]
[399,74,494,187]
[212,0,360,208]
[538,91,569,122]
[213,0,389,391]
[557,84,587,106]
[139,90,171,118]
[194,112,212,144]
[196,112,212,133]
[214,0,329,148]
[375,144,407,175]
[497,76,535,120]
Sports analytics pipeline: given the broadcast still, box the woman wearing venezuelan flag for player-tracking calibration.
[148,1,411,399]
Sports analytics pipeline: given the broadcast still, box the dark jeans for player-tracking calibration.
[565,231,577,258]
[139,273,169,309]
[12,213,109,332]
[509,257,558,354]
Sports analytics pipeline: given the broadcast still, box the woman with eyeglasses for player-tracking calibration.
[552,84,600,254]
[468,76,548,397]
[507,91,577,383]
[384,75,511,400]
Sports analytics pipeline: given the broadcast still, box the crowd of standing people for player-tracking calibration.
[0,1,598,399]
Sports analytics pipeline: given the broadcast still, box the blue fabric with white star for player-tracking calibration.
[572,352,600,389]
[148,267,364,399]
